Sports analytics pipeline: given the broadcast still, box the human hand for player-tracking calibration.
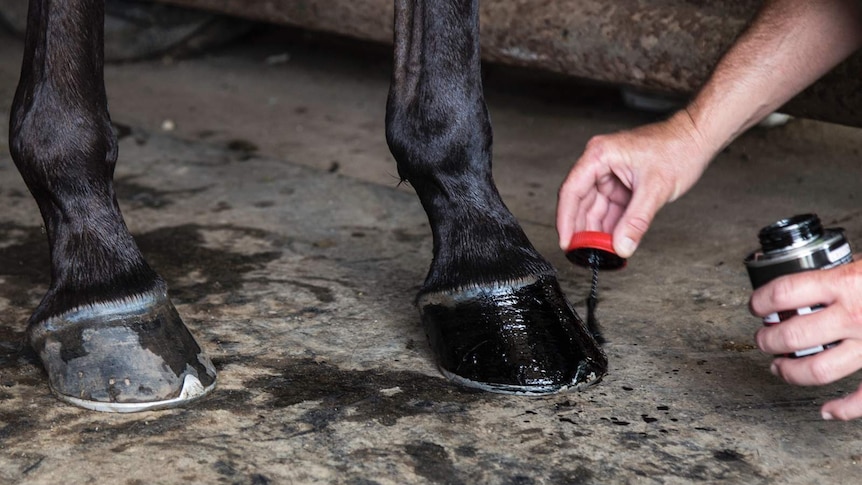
[751,261,862,420]
[556,110,715,257]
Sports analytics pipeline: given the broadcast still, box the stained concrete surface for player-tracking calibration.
[2,25,862,484]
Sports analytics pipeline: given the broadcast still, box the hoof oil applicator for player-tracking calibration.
[566,232,626,330]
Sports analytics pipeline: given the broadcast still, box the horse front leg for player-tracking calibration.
[8,0,215,411]
[385,0,607,393]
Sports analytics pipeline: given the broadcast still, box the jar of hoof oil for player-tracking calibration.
[744,213,853,358]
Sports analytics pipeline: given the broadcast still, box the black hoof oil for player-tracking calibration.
[566,232,626,331]
[744,213,853,358]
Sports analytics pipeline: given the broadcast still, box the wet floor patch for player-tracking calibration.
[134,223,283,304]
[114,175,211,209]
[0,222,47,310]
[0,222,285,311]
[247,358,487,428]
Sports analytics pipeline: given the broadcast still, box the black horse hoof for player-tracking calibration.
[417,274,607,394]
[28,288,216,412]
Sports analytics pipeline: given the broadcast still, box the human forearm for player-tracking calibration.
[686,0,862,154]
[556,0,862,257]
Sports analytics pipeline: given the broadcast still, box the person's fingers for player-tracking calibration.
[611,174,666,258]
[602,201,626,234]
[584,194,610,232]
[755,304,857,354]
[770,339,862,386]
[574,190,598,238]
[558,133,637,247]
[749,269,840,318]
[557,160,597,249]
[556,201,577,250]
[822,383,862,421]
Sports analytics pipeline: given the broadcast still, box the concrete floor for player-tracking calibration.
[2,25,862,484]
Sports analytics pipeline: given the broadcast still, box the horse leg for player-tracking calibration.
[386,0,607,394]
[8,0,216,412]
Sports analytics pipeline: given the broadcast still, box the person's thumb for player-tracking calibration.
[612,184,665,258]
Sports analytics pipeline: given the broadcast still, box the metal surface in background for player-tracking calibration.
[155,0,862,128]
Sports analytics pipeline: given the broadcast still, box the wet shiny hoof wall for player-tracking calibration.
[29,290,217,413]
[417,275,607,395]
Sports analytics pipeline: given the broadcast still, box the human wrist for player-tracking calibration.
[666,107,722,169]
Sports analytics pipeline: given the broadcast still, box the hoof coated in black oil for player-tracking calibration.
[28,287,216,413]
[417,275,607,395]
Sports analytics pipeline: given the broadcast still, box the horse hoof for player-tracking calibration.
[28,289,216,413]
[417,274,607,395]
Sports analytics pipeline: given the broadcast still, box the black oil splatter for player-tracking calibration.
[112,122,133,140]
[0,410,36,443]
[345,478,383,485]
[280,280,334,303]
[392,228,427,243]
[227,139,259,161]
[405,441,464,485]
[0,222,284,309]
[0,222,49,309]
[213,460,238,477]
[209,352,260,370]
[226,139,258,152]
[251,474,271,485]
[114,176,210,209]
[455,445,477,458]
[714,449,745,462]
[555,399,576,410]
[194,388,255,414]
[549,466,594,485]
[66,411,193,443]
[134,224,282,304]
[212,201,232,212]
[112,122,148,145]
[21,455,45,475]
[246,358,487,429]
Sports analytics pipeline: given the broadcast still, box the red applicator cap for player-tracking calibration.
[565,231,627,270]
